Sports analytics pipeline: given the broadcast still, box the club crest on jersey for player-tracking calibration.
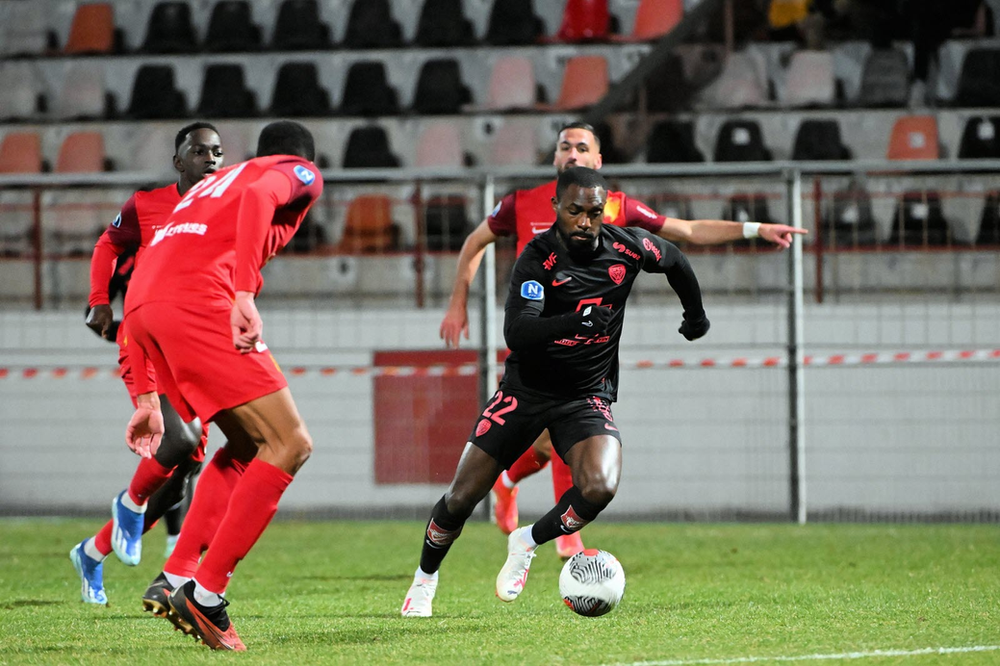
[520,280,544,301]
[475,419,492,437]
[608,264,626,285]
[111,213,122,228]
[293,164,315,185]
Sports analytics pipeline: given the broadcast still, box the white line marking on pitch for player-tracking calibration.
[609,645,1000,666]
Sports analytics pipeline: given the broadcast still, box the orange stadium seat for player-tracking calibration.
[55,132,108,173]
[618,0,682,41]
[0,132,43,173]
[550,55,608,110]
[338,194,399,253]
[557,0,610,42]
[64,3,116,55]
[887,115,939,160]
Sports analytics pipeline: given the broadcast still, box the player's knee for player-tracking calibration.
[155,424,200,467]
[579,475,618,509]
[442,490,478,520]
[288,426,313,467]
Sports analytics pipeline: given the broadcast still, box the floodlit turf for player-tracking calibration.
[1,520,998,665]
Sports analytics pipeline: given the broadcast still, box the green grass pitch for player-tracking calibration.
[1,519,998,665]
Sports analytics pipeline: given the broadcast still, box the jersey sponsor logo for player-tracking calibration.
[613,241,640,260]
[520,280,544,301]
[293,164,315,185]
[150,221,209,246]
[560,505,587,531]
[608,264,626,285]
[635,204,658,219]
[491,201,502,217]
[552,275,572,287]
[111,213,122,228]
[642,237,662,261]
[475,418,492,437]
[543,252,557,270]
[554,334,610,347]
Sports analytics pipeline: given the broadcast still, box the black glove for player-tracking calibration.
[679,312,710,341]
[567,305,614,335]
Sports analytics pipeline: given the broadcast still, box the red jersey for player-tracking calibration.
[486,180,666,255]
[124,155,323,313]
[88,183,181,308]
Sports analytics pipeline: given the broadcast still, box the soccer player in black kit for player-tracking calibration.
[401,167,710,617]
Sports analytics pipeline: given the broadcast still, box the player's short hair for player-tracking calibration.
[174,122,219,153]
[556,166,607,201]
[557,121,600,150]
[256,121,316,161]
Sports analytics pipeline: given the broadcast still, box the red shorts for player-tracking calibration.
[117,320,157,400]
[125,301,288,423]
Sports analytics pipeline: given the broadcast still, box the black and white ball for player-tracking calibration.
[559,549,626,617]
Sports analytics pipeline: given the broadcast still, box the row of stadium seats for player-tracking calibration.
[4,111,999,176]
[0,0,680,57]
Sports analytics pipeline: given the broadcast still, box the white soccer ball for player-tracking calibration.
[559,548,626,617]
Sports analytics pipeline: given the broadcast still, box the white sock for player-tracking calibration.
[520,525,538,549]
[193,580,223,607]
[416,567,438,581]
[500,471,515,489]
[83,537,106,562]
[163,571,189,589]
[120,492,146,513]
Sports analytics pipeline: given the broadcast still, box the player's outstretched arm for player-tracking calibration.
[658,217,807,249]
[440,220,499,348]
[126,391,163,458]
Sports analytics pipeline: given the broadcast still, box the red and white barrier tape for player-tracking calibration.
[1,349,998,380]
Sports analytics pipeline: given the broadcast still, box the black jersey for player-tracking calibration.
[502,224,704,402]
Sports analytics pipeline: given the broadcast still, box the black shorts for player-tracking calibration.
[467,383,622,470]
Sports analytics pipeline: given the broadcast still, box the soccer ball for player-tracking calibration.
[559,548,626,617]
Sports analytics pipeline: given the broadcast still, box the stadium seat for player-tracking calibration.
[127,64,187,119]
[42,190,110,256]
[643,54,690,112]
[791,119,851,161]
[556,0,610,42]
[646,120,704,163]
[977,192,1000,244]
[343,0,403,49]
[485,0,544,45]
[823,182,877,247]
[414,0,476,47]
[616,0,682,42]
[415,123,464,168]
[64,3,117,55]
[713,120,772,162]
[0,190,36,257]
[0,63,45,121]
[652,193,694,221]
[697,50,768,109]
[2,2,56,56]
[271,0,331,50]
[593,121,626,164]
[133,126,177,176]
[197,64,257,118]
[271,62,332,117]
[141,2,197,53]
[55,62,111,120]
[886,116,939,161]
[888,191,951,246]
[549,55,608,111]
[342,125,400,168]
[423,196,470,250]
[484,56,537,110]
[412,59,472,115]
[204,1,261,52]
[954,48,1000,107]
[340,61,400,117]
[0,132,44,173]
[857,47,909,107]
[486,121,540,166]
[781,50,835,107]
[55,132,108,173]
[958,116,1000,159]
[338,194,400,253]
[722,193,775,247]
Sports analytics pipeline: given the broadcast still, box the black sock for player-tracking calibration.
[419,496,467,574]
[530,486,605,545]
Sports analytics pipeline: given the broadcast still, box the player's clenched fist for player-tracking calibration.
[231,291,263,353]
[678,312,710,341]
[568,305,613,335]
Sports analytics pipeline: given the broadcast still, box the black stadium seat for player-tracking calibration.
[888,191,951,246]
[343,0,403,49]
[954,48,1000,107]
[342,125,401,168]
[142,2,197,53]
[271,62,332,116]
[204,0,261,52]
[713,119,772,162]
[412,59,472,114]
[484,0,544,45]
[646,120,704,163]
[271,0,331,50]
[414,0,477,47]
[792,119,851,161]
[197,64,257,118]
[127,64,187,119]
[340,61,400,117]
[958,117,1000,159]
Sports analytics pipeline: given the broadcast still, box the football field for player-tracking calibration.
[1,520,997,665]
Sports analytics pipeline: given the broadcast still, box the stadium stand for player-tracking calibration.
[271,0,332,50]
[1,1,55,56]
[483,56,538,111]
[856,47,909,107]
[615,0,683,42]
[556,0,611,42]
[343,0,403,49]
[888,191,952,246]
[0,63,45,121]
[197,63,258,118]
[338,194,400,253]
[415,123,465,168]
[0,132,44,174]
[63,2,117,55]
[953,47,1000,106]
[55,62,111,120]
[781,50,836,107]
[548,55,609,110]
[958,116,1000,158]
[642,54,691,112]
[340,61,400,117]
[714,119,773,162]
[823,181,878,247]
[126,64,188,119]
[792,119,851,161]
[342,125,400,168]
[977,191,1000,244]
[484,0,545,45]
[486,120,540,166]
[271,62,333,117]
[412,59,473,115]
[204,1,262,52]
[141,1,198,53]
[646,120,705,163]
[54,132,108,173]
[423,195,470,250]
[415,0,477,47]
[886,116,939,161]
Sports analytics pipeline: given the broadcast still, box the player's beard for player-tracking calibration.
[556,226,600,263]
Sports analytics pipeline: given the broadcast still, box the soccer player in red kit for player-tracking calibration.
[70,123,223,607]
[439,122,807,558]
[122,121,322,651]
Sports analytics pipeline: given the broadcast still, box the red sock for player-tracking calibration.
[127,457,174,505]
[94,521,113,556]
[195,458,293,593]
[508,446,549,484]
[164,446,248,579]
[551,454,574,503]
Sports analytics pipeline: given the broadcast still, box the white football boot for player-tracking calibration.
[495,526,537,602]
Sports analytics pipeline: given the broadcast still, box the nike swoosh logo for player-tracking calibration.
[604,423,619,432]
[552,277,572,286]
